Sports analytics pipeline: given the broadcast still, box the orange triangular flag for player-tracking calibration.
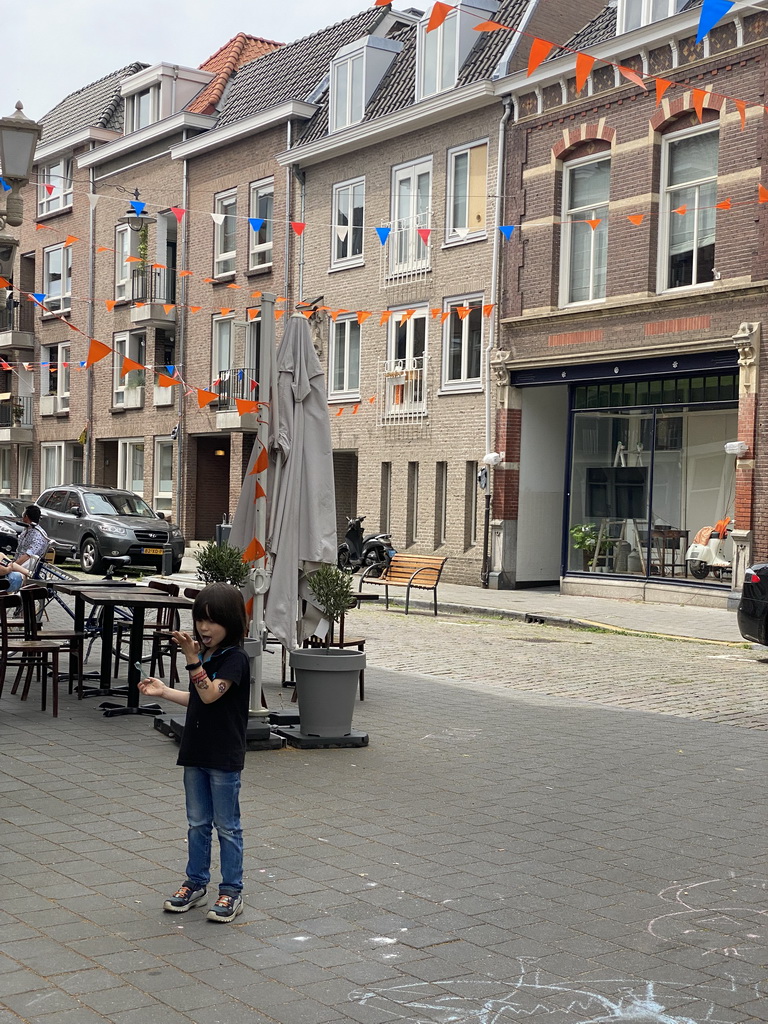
[157,373,178,387]
[300,309,313,319]
[250,446,269,474]
[627,214,645,225]
[179,269,193,277]
[716,199,732,210]
[427,2,453,33]
[430,308,442,319]
[226,283,240,289]
[692,88,708,122]
[247,308,260,321]
[473,19,507,31]
[121,356,145,377]
[0,276,9,288]
[274,309,285,319]
[63,235,79,247]
[456,306,471,320]
[759,184,768,204]
[243,537,266,562]
[400,309,415,324]
[235,398,260,415]
[352,403,360,414]
[380,311,392,325]
[328,309,349,321]
[440,311,451,324]
[733,98,746,131]
[672,205,687,216]
[134,302,145,308]
[655,78,673,106]
[163,304,175,316]
[105,299,117,312]
[125,255,141,263]
[619,65,647,90]
[219,308,233,316]
[586,218,601,230]
[85,339,112,368]
[374,0,390,5]
[528,38,554,76]
[251,290,262,298]
[189,306,202,313]
[335,407,344,417]
[290,221,306,236]
[357,311,372,324]
[197,389,218,408]
[483,304,494,317]
[575,53,595,94]
[253,481,267,501]
[96,246,111,253]
[151,262,166,269]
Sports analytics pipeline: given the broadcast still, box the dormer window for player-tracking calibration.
[126,87,159,132]
[329,36,403,134]
[331,54,364,131]
[617,0,687,33]
[416,0,498,100]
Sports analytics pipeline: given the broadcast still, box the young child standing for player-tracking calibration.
[138,582,251,923]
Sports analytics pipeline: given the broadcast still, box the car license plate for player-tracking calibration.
[142,547,163,556]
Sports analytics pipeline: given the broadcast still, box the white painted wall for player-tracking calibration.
[516,385,568,582]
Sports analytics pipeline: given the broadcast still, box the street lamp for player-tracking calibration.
[0,102,43,283]
[116,187,157,232]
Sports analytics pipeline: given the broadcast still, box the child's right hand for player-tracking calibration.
[138,676,164,697]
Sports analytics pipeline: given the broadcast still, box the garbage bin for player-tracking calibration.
[215,523,232,547]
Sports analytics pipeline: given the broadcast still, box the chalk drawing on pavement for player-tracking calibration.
[647,877,768,956]
[348,960,742,1023]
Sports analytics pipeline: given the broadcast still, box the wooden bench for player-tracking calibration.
[359,554,447,615]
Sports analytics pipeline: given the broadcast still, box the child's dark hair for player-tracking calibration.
[192,583,247,648]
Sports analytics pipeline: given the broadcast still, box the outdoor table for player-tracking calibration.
[49,584,192,716]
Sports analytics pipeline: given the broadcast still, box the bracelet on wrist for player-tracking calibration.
[186,662,201,671]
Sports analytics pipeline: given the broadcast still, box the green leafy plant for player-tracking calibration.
[195,540,250,587]
[569,523,609,568]
[307,564,354,648]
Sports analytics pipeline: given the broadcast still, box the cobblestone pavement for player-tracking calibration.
[350,606,768,730]
[1,590,766,1024]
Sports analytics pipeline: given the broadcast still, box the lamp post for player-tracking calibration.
[0,102,44,283]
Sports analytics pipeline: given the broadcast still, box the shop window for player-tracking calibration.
[561,155,609,305]
[659,126,718,291]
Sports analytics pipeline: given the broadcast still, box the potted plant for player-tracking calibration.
[288,564,365,738]
[569,522,608,571]
[195,539,251,587]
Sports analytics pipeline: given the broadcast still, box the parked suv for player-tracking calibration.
[37,486,185,574]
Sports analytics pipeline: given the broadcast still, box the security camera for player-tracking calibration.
[482,452,502,466]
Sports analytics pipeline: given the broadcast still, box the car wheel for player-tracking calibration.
[80,537,106,575]
[688,560,710,580]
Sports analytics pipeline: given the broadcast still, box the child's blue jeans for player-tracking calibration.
[182,766,243,896]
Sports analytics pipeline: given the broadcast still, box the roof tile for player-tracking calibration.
[40,63,148,144]
[189,33,284,115]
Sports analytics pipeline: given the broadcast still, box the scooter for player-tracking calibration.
[337,515,395,576]
[685,517,732,580]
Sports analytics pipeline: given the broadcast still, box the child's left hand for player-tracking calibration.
[172,630,199,662]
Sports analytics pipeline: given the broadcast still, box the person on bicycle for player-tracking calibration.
[0,505,49,593]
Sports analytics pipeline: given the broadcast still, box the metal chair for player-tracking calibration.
[19,584,85,698]
[0,592,64,716]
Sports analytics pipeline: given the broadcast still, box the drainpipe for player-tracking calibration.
[292,163,306,301]
[85,163,97,485]
[176,148,189,533]
[481,94,513,588]
[284,121,292,306]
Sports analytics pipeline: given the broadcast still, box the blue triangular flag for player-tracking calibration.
[130,200,146,217]
[237,369,244,381]
[79,361,86,368]
[375,226,391,245]
[0,178,10,192]
[166,364,175,375]
[499,225,515,240]
[248,218,264,232]
[696,0,733,44]
[31,292,46,303]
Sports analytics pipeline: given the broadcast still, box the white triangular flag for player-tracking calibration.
[336,226,348,242]
[211,213,226,226]
[87,193,100,210]
[454,226,469,239]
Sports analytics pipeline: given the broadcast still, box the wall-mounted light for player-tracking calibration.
[724,440,749,457]
[214,449,226,456]
[116,187,157,233]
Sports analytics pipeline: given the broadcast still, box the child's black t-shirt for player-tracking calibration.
[177,645,251,772]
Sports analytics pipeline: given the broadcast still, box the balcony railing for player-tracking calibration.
[0,395,33,428]
[131,267,176,305]
[215,367,260,409]
[379,214,431,287]
[377,357,427,425]
[0,300,35,334]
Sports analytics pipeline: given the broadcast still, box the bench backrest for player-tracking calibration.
[384,554,447,587]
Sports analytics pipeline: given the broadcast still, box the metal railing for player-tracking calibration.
[379,214,431,288]
[131,267,176,305]
[215,367,260,409]
[0,300,34,334]
[377,356,427,424]
[0,395,33,428]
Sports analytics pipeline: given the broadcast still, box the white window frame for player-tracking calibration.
[657,123,718,294]
[617,0,684,32]
[330,52,364,131]
[113,331,146,406]
[446,141,488,242]
[417,9,458,99]
[0,447,10,493]
[441,295,483,392]
[214,188,237,277]
[329,317,361,400]
[559,152,611,307]
[212,315,234,383]
[125,86,160,133]
[390,158,432,276]
[114,225,140,301]
[42,342,71,411]
[37,156,73,217]
[249,179,273,270]
[42,243,72,314]
[331,177,365,269]
[40,442,82,488]
[118,438,145,496]
[154,438,174,512]
[19,446,33,497]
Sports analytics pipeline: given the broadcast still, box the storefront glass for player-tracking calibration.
[567,375,737,584]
